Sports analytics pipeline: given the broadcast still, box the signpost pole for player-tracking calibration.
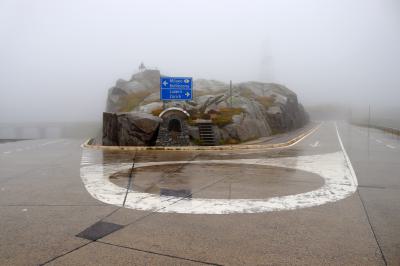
[368,104,371,160]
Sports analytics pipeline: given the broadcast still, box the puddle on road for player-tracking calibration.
[109,163,324,199]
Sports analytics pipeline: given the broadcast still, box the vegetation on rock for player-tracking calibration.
[255,96,275,108]
[151,107,164,117]
[211,107,244,127]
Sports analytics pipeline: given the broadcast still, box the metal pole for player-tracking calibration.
[347,105,352,154]
[367,104,371,160]
[230,80,232,108]
[349,106,352,124]
[368,104,371,137]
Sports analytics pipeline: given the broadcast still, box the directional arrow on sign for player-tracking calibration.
[160,77,192,101]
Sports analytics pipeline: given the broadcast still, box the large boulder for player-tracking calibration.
[194,79,228,94]
[103,112,162,146]
[106,70,161,112]
[105,69,309,145]
[137,102,163,114]
[103,112,119,145]
[221,114,265,142]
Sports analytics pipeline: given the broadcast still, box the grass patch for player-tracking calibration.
[271,128,284,135]
[151,107,164,117]
[224,138,240,144]
[255,96,275,108]
[187,110,212,125]
[211,107,244,127]
[192,138,203,145]
[239,87,255,98]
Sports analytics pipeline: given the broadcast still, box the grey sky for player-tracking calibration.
[1,0,399,122]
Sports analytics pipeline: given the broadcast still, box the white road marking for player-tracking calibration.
[80,155,357,214]
[310,141,320,148]
[386,144,396,149]
[39,140,65,147]
[281,123,322,148]
[80,152,356,214]
[1,140,67,156]
[376,139,382,143]
[22,209,27,212]
[335,122,358,187]
[80,123,357,214]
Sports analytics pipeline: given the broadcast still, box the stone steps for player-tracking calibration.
[197,122,216,146]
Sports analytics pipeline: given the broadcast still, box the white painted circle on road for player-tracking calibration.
[80,151,357,214]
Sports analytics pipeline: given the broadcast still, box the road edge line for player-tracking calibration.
[338,123,387,265]
[335,121,358,187]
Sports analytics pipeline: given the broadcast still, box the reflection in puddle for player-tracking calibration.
[84,147,326,200]
[160,188,192,198]
[106,162,323,200]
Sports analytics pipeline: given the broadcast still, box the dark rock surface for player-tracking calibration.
[103,112,161,146]
[102,112,119,145]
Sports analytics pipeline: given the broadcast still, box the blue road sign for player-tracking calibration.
[160,77,193,101]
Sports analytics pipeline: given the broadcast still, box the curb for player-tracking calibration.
[81,123,321,152]
[352,122,400,136]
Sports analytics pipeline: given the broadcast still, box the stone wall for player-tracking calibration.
[155,113,190,146]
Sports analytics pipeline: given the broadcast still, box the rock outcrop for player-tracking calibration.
[105,69,308,145]
[103,112,161,146]
[106,70,161,113]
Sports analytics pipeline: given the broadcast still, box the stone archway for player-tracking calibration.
[156,107,190,146]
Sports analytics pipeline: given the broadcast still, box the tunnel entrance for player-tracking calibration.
[155,107,190,146]
[168,119,182,133]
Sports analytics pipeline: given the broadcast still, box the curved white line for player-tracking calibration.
[80,151,357,214]
[159,107,190,118]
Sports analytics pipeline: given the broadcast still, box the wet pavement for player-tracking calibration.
[0,122,398,265]
[109,163,324,199]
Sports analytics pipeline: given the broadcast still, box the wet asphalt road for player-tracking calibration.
[0,121,399,265]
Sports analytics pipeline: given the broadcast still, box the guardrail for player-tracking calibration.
[351,122,400,138]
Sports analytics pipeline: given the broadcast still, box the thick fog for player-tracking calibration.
[1,0,399,123]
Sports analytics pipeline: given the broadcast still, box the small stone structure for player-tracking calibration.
[156,107,191,146]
